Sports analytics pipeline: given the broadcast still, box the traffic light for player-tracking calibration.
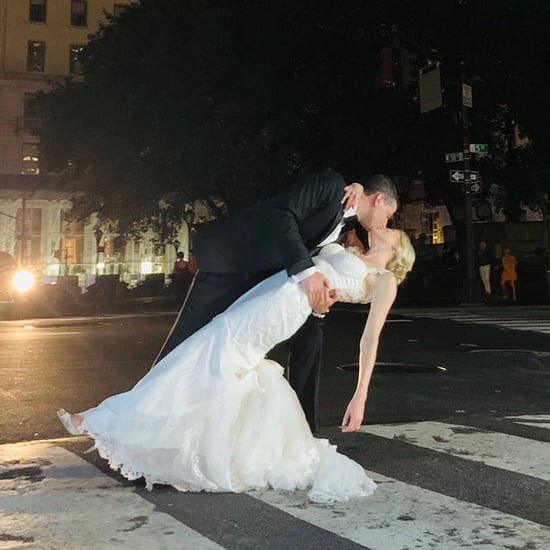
[376,45,424,90]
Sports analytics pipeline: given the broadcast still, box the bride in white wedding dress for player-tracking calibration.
[58,227,415,503]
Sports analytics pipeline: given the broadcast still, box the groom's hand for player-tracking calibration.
[299,272,336,309]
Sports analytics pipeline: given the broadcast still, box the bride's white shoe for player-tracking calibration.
[57,409,86,435]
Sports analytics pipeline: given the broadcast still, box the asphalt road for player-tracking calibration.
[2,307,550,443]
[1,307,550,548]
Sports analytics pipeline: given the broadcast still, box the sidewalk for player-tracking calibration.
[1,295,180,320]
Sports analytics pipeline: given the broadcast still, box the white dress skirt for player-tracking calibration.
[68,245,382,503]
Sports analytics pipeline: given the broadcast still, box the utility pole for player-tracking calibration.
[20,195,27,267]
[460,63,482,304]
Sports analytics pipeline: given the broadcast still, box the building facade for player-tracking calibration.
[0,0,131,174]
[0,1,158,289]
[6,3,531,293]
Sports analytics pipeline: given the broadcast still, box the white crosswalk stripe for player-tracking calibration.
[359,420,550,481]
[250,415,550,548]
[252,471,550,550]
[2,418,550,548]
[507,414,550,430]
[400,307,550,334]
[0,439,223,550]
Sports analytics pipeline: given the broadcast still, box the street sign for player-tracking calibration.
[462,182,481,194]
[445,152,463,163]
[450,170,464,182]
[469,143,488,153]
[419,64,442,113]
[462,83,472,107]
[449,170,480,183]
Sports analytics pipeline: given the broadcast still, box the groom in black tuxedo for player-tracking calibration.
[153,168,398,430]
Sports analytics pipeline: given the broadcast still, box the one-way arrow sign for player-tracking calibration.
[470,182,481,193]
[463,182,481,194]
[449,170,480,183]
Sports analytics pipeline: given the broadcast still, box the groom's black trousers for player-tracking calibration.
[153,270,323,431]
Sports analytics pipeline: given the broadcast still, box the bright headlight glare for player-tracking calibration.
[13,270,34,293]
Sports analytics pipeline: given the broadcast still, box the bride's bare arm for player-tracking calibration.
[341,274,397,432]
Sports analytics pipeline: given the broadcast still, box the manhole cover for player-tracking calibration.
[337,362,446,374]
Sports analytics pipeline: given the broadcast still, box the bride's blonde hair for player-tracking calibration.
[386,230,415,285]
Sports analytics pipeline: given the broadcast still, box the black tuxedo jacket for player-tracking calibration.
[194,169,347,276]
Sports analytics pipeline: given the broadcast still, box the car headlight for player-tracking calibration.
[12,270,34,293]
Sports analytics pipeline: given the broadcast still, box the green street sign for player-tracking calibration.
[445,152,463,163]
[470,143,489,153]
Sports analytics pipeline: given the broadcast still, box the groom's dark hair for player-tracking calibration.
[360,174,398,206]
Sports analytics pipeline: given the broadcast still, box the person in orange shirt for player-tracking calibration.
[501,248,518,302]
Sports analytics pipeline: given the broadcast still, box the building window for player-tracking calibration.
[21,143,40,175]
[69,45,85,74]
[71,0,87,27]
[27,41,45,71]
[29,0,47,23]
[113,3,127,17]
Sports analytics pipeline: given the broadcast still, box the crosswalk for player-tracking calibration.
[399,307,550,335]
[2,415,550,549]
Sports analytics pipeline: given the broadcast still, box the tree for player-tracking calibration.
[38,0,550,238]
[389,0,550,219]
[38,1,379,229]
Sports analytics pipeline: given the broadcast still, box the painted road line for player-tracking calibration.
[401,311,550,334]
[359,421,550,481]
[0,439,224,550]
[251,470,550,549]
[507,414,550,430]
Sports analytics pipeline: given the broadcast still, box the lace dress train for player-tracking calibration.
[63,246,378,502]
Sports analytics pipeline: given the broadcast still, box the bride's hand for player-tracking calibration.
[341,393,366,432]
[342,182,364,210]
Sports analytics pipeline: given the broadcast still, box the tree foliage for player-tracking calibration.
[38,0,550,235]
[391,0,550,220]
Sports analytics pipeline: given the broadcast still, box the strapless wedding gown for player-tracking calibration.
[68,245,389,502]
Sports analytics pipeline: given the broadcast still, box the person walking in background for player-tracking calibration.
[477,240,492,298]
[501,248,518,302]
[173,251,188,274]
